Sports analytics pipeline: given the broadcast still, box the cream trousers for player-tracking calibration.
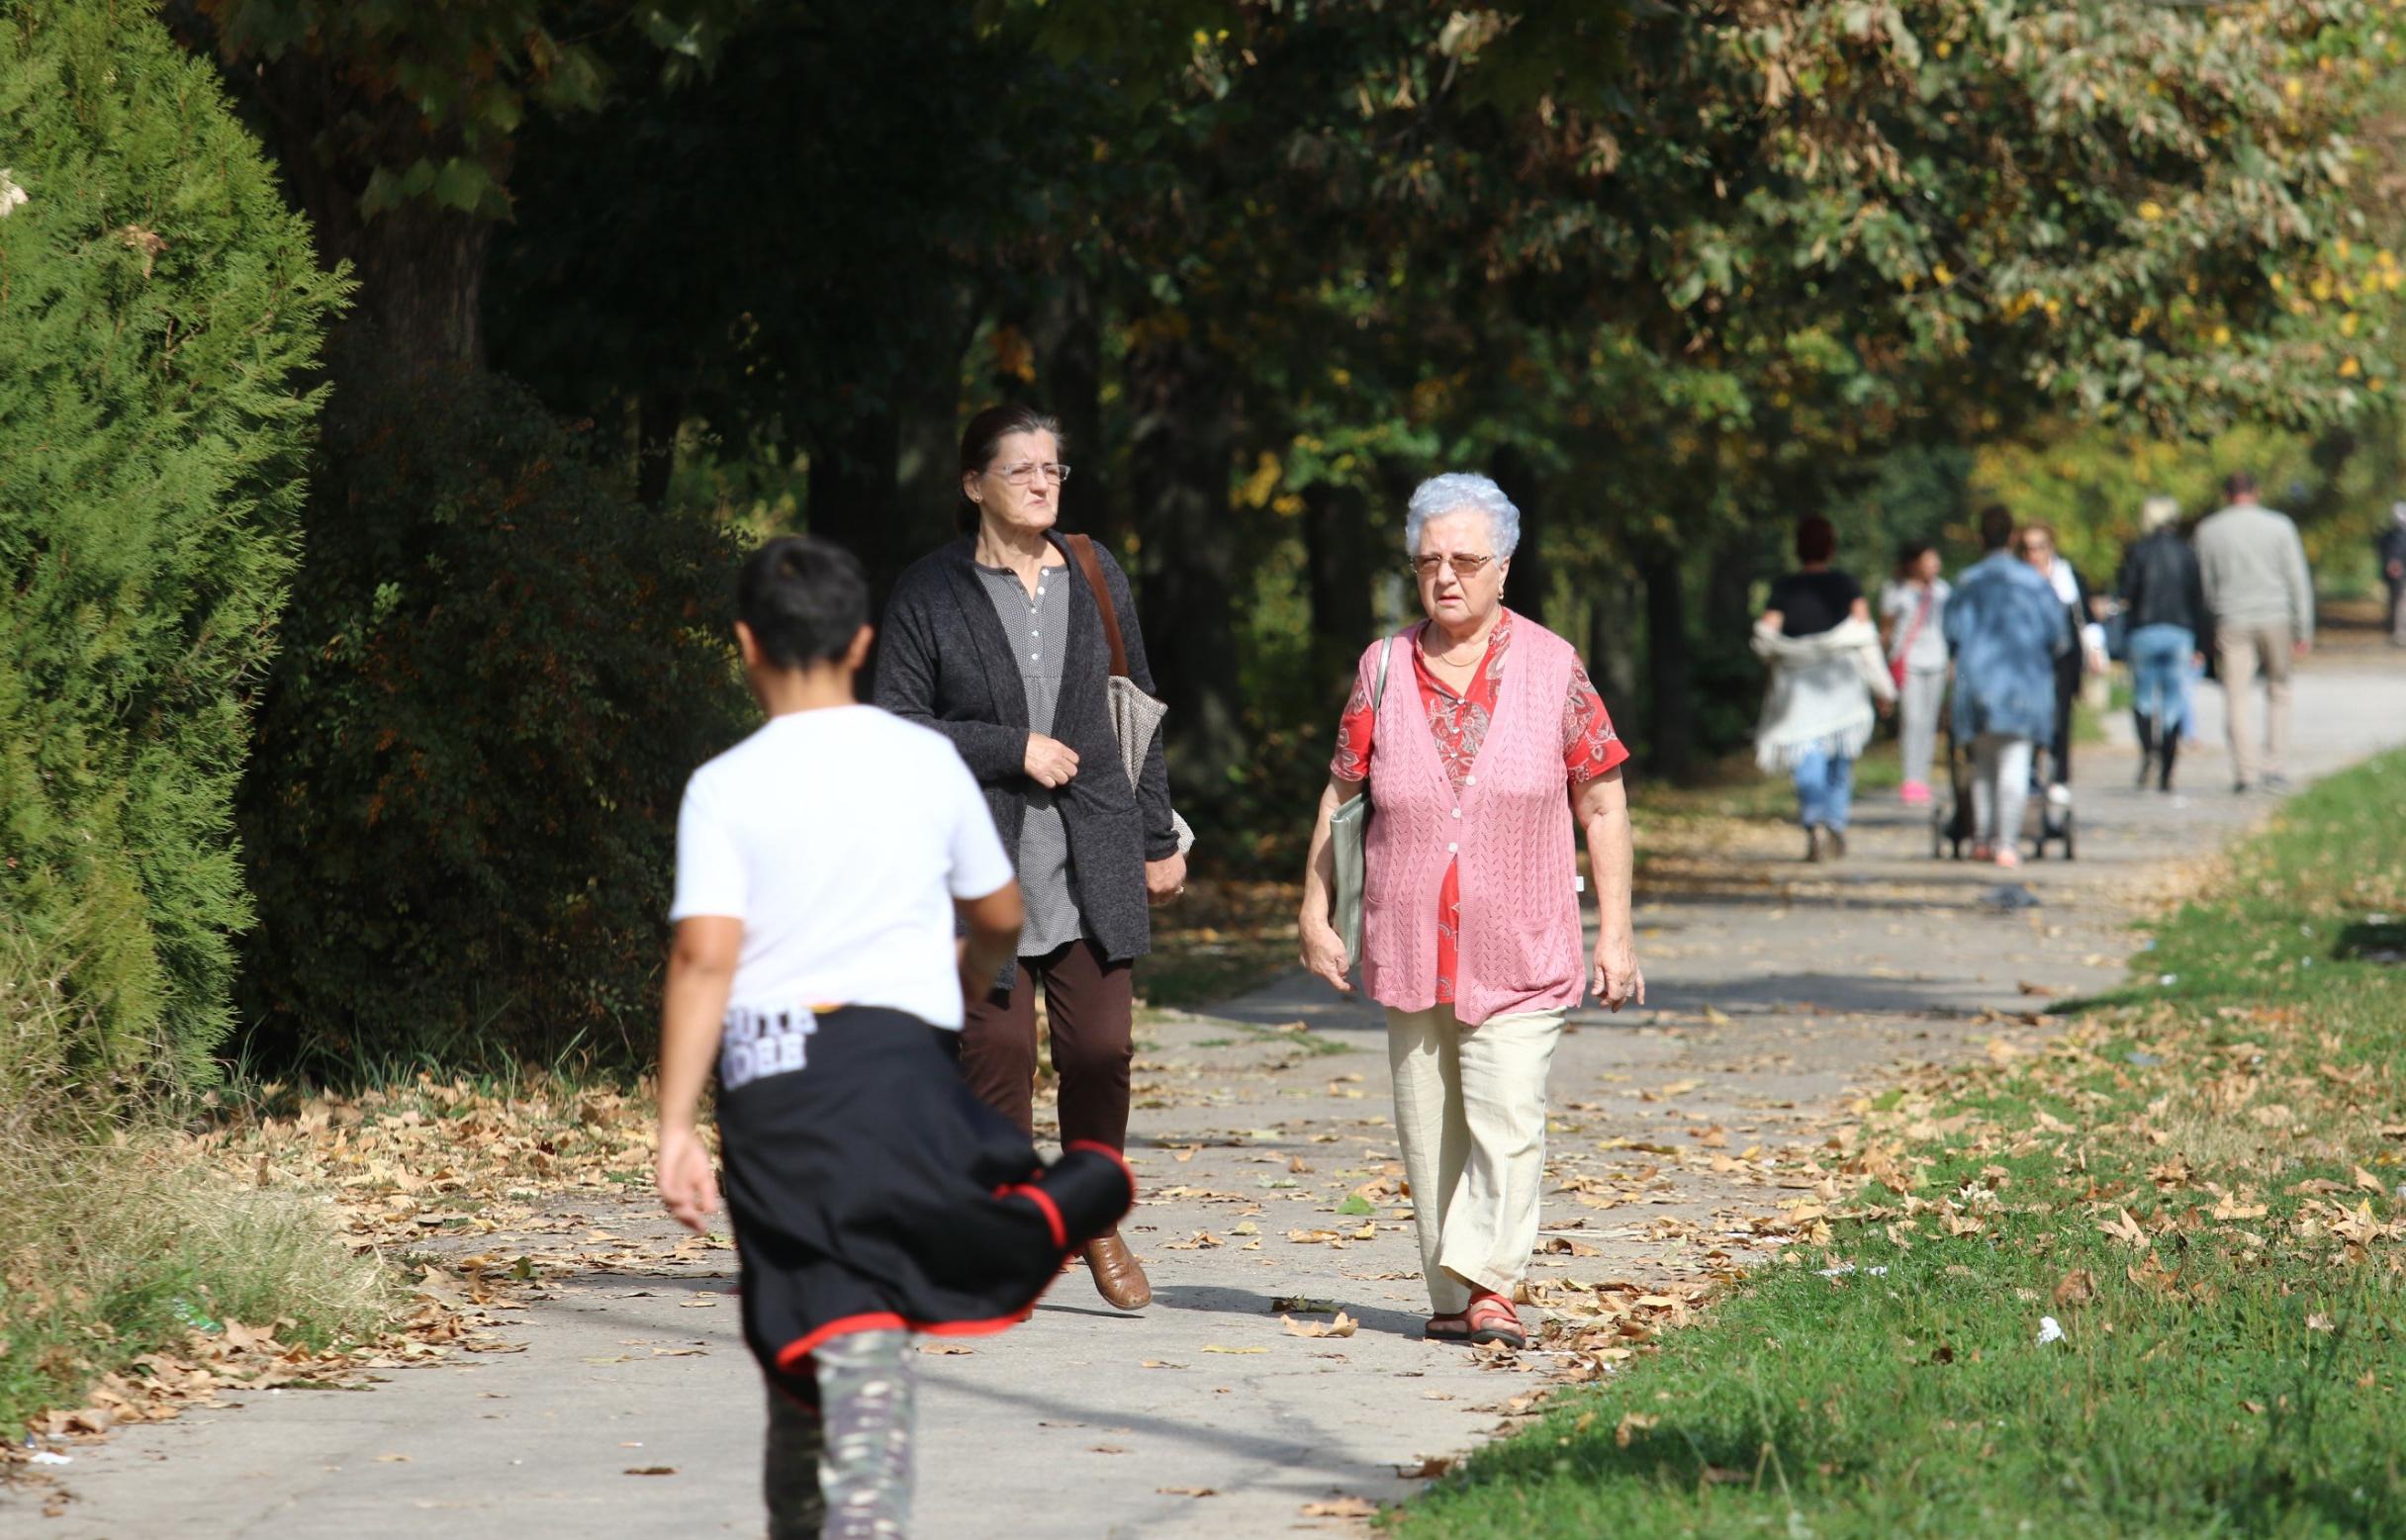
[1384,1003,1564,1315]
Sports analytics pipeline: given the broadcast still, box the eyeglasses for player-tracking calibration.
[1406,553,1498,580]
[992,462,1072,487]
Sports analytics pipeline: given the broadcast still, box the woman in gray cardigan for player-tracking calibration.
[873,404,1184,1312]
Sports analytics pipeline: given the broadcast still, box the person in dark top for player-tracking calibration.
[2115,496,2212,792]
[2378,501,2406,648]
[1763,542,1865,638]
[1756,516,1890,860]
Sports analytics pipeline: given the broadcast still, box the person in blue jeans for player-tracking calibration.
[1754,516,1896,861]
[2114,497,2212,793]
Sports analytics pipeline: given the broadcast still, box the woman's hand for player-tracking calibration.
[1145,853,1187,905]
[1024,733,1080,787]
[656,1123,720,1234]
[1300,918,1354,995]
[1592,932,1644,1013]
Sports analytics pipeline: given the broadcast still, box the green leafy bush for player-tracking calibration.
[0,0,344,1085]
[236,354,747,1071]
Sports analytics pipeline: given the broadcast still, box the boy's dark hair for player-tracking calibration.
[1978,503,2016,551]
[1795,514,1837,565]
[737,536,868,668]
[2225,470,2258,500]
[1895,538,1935,577]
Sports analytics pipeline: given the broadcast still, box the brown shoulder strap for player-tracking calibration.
[1065,534,1129,678]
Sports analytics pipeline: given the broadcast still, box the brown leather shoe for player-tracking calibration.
[1083,1229,1152,1311]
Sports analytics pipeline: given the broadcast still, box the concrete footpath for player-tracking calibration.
[22,654,2406,1540]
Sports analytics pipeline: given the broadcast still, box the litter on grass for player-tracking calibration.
[2036,1316,2065,1345]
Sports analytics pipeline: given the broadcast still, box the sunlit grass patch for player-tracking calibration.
[1393,750,2406,1539]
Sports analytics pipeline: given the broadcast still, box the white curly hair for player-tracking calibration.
[1405,472,1521,561]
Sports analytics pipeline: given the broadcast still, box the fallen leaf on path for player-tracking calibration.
[1201,1345,1267,1355]
[623,1466,678,1476]
[1302,1496,1379,1517]
[1157,1486,1217,1497]
[376,1454,411,1463]
[1396,1455,1453,1478]
[1280,1312,1358,1339]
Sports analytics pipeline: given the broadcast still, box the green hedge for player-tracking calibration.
[236,354,748,1071]
[0,0,344,1085]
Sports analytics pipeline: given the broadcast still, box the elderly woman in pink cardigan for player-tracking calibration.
[1297,472,1644,1350]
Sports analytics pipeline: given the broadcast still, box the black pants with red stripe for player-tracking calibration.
[713,1006,1133,1404]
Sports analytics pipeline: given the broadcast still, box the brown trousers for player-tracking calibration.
[958,939,1134,1150]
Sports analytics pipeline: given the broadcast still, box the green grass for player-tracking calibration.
[1393,751,2406,1539]
[1,931,395,1438]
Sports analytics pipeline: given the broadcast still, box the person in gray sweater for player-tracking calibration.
[2194,472,2314,793]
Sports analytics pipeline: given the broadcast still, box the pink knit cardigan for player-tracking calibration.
[1358,616,1585,1025]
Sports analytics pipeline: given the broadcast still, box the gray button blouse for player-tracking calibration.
[972,560,1085,956]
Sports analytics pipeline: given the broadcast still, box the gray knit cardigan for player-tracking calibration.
[873,533,1178,976]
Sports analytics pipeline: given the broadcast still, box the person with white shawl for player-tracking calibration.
[1754,516,1897,861]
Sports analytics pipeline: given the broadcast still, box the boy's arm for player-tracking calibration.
[656,915,742,1234]
[956,882,1025,1002]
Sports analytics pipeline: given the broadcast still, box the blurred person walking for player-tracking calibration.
[1297,472,1642,1351]
[1880,541,1951,809]
[2377,501,2406,648]
[2013,522,2106,809]
[2114,497,2212,793]
[2194,472,2314,793]
[1754,515,1896,861]
[1944,506,2071,869]
[875,405,1186,1312]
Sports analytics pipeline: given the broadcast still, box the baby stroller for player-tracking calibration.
[1932,723,2076,861]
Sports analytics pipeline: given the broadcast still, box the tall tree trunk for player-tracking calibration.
[1588,567,1643,712]
[635,387,683,508]
[1125,329,1244,806]
[892,286,983,546]
[1029,274,1114,547]
[1638,538,1695,780]
[183,30,496,373]
[808,410,907,603]
[1303,481,1374,681]
[1487,444,1549,631]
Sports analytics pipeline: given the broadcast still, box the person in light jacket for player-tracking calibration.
[1879,541,1951,810]
[1945,505,2072,868]
[1755,516,1897,861]
[1296,473,1641,1352]
[2194,471,2314,793]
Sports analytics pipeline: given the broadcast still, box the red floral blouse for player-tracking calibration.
[1329,611,1627,1005]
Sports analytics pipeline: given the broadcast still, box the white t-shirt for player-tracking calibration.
[670,705,1014,1031]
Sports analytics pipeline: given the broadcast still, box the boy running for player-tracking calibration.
[656,536,1134,1539]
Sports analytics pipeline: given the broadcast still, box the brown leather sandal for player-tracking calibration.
[1425,1311,1474,1343]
